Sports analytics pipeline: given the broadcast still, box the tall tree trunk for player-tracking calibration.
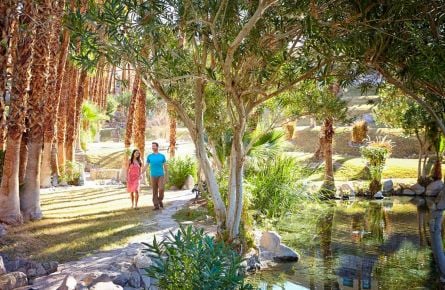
[0,1,15,151]
[18,127,28,185]
[57,62,71,170]
[107,66,115,95]
[134,81,146,159]
[313,121,325,161]
[41,0,65,188]
[321,117,335,195]
[167,103,176,158]
[120,72,140,182]
[20,0,52,220]
[0,0,35,224]
[65,66,79,162]
[73,70,87,154]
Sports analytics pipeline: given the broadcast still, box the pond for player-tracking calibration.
[249,196,440,289]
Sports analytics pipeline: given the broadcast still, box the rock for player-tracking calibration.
[373,191,384,199]
[141,275,151,290]
[181,175,195,190]
[35,263,47,276]
[436,188,445,210]
[42,261,58,274]
[128,271,141,288]
[340,183,355,194]
[260,231,281,252]
[133,252,152,269]
[0,271,28,290]
[241,250,261,273]
[89,281,123,290]
[402,189,416,196]
[75,285,89,290]
[426,180,444,197]
[58,275,77,290]
[0,224,6,237]
[410,183,425,195]
[382,180,394,193]
[273,245,299,262]
[113,273,129,287]
[0,256,6,275]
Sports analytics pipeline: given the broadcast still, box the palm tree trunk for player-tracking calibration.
[41,0,65,188]
[167,103,176,158]
[73,69,88,154]
[321,117,335,195]
[18,128,28,185]
[134,81,146,159]
[120,72,140,182]
[20,0,52,219]
[0,0,35,224]
[57,61,71,170]
[0,1,15,151]
[65,66,79,162]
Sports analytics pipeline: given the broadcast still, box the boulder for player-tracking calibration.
[0,256,6,275]
[273,245,299,262]
[382,180,394,193]
[0,271,28,290]
[260,231,281,252]
[133,251,152,269]
[112,273,129,287]
[128,271,141,288]
[340,183,355,195]
[0,224,6,237]
[89,281,123,290]
[181,175,195,190]
[410,183,425,195]
[402,189,416,196]
[373,191,384,199]
[58,275,77,290]
[426,180,444,197]
[42,261,58,274]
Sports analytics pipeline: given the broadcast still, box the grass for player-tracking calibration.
[86,148,125,169]
[0,186,158,263]
[172,201,210,223]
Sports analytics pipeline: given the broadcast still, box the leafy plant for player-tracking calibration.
[142,225,253,290]
[351,120,368,144]
[167,156,197,189]
[246,156,313,220]
[360,137,394,194]
[64,161,83,186]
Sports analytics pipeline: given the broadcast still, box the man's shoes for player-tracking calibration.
[159,201,164,208]
[153,207,160,211]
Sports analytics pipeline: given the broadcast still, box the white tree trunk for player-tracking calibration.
[20,142,43,221]
[40,142,52,188]
[0,138,23,224]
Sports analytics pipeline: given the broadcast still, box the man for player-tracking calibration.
[142,142,168,210]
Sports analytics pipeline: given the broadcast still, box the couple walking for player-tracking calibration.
[127,142,167,210]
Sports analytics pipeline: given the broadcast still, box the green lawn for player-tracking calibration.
[0,186,157,263]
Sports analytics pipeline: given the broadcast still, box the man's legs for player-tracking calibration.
[158,176,165,208]
[151,177,160,209]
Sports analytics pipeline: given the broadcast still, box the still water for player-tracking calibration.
[249,197,440,289]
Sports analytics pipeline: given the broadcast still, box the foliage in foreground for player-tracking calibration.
[167,156,197,189]
[142,226,253,290]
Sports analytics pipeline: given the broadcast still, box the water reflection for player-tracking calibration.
[251,197,440,289]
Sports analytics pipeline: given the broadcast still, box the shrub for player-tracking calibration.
[167,156,197,189]
[351,120,368,144]
[142,225,253,290]
[360,137,393,194]
[64,161,84,186]
[246,156,312,220]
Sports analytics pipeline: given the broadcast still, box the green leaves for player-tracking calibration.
[142,225,251,290]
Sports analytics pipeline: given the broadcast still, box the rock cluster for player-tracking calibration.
[0,254,58,290]
[395,180,444,197]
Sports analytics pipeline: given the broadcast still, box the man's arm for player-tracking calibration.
[163,161,168,182]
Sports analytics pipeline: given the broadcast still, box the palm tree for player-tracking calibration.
[0,0,15,151]
[0,0,34,224]
[20,0,53,220]
[134,81,147,159]
[120,71,140,182]
[57,61,72,170]
[41,0,67,187]
[167,103,176,158]
[65,65,79,162]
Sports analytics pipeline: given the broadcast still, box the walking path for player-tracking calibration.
[30,189,194,290]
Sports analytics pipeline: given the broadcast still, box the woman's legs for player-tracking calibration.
[134,190,139,209]
[130,192,135,208]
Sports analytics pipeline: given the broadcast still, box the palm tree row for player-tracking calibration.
[0,0,149,225]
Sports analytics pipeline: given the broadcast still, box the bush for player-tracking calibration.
[246,156,312,220]
[351,120,368,144]
[142,225,253,290]
[63,161,84,186]
[167,156,197,188]
[360,136,393,193]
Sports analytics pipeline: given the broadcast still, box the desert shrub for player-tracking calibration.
[246,156,312,220]
[143,225,253,290]
[64,161,84,185]
[167,156,197,189]
[360,137,393,193]
[351,120,368,144]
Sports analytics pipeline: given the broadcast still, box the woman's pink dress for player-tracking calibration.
[127,162,141,192]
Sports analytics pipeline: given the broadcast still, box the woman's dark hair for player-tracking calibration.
[129,149,142,166]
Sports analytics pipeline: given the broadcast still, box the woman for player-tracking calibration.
[127,149,143,209]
